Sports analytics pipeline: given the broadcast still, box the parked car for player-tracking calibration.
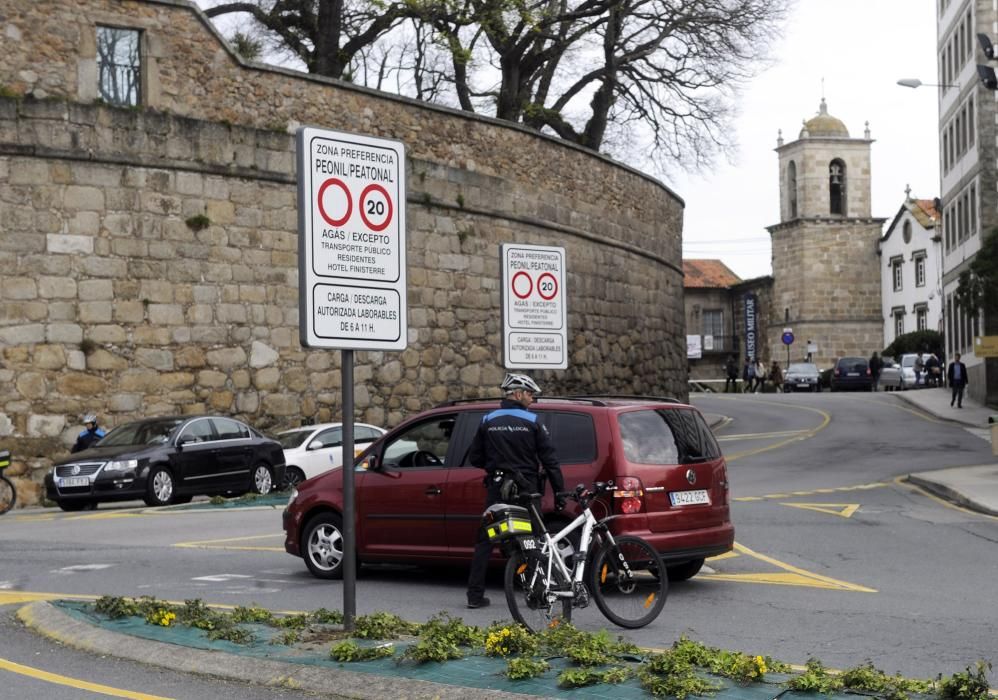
[830,356,873,391]
[783,362,822,392]
[283,395,734,583]
[878,356,904,391]
[277,422,387,488]
[897,353,922,390]
[46,415,286,511]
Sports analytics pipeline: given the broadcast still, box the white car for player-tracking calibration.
[277,422,387,487]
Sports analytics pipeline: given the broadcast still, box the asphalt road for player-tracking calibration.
[1,390,996,696]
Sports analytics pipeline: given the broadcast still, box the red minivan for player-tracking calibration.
[282,396,733,582]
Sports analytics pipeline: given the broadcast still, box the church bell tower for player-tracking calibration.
[767,99,885,368]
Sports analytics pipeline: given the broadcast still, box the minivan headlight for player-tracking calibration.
[287,488,299,507]
[105,459,138,472]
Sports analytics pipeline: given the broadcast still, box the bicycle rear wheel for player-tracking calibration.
[0,476,15,515]
[504,549,572,633]
[588,535,667,628]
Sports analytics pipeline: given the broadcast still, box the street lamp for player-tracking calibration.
[896,78,958,89]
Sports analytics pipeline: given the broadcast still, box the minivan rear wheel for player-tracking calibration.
[666,558,704,582]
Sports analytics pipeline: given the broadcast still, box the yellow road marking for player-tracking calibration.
[715,429,811,441]
[734,482,888,502]
[68,512,142,521]
[0,591,93,606]
[699,542,876,592]
[716,401,831,461]
[174,533,285,552]
[0,657,174,699]
[781,503,860,518]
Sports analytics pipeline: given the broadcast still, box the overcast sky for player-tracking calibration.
[672,0,940,280]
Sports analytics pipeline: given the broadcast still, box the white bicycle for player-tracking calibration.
[485,478,668,633]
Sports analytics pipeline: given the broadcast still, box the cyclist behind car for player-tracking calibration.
[71,412,106,453]
[465,373,566,609]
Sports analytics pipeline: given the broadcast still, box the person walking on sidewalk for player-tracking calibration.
[947,353,968,408]
[868,352,882,392]
[465,373,565,609]
[724,355,739,393]
[742,358,755,394]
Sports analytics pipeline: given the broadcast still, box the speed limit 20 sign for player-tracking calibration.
[501,244,568,369]
[296,127,407,351]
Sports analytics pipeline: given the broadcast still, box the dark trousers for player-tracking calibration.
[467,472,540,603]
[724,376,737,392]
[951,384,965,407]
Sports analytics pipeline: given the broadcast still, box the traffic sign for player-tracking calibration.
[501,244,567,369]
[782,328,794,345]
[296,127,406,350]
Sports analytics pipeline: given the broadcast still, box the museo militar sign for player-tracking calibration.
[743,293,758,362]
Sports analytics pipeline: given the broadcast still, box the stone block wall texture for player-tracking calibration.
[0,0,686,505]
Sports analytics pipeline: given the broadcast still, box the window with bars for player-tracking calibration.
[97,26,141,107]
[892,259,903,292]
[914,256,926,287]
[893,310,905,338]
[916,306,928,331]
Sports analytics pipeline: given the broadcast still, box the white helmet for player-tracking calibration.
[501,373,542,395]
[83,413,98,424]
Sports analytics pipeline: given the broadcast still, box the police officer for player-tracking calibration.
[465,373,565,608]
[72,413,106,453]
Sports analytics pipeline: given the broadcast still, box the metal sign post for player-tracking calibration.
[782,328,794,369]
[296,127,406,630]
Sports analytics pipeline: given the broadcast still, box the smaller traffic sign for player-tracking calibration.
[782,328,794,346]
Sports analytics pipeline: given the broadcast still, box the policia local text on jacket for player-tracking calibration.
[466,396,565,607]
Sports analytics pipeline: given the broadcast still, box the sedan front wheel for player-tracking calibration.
[144,466,174,507]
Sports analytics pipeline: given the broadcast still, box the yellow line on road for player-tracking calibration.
[734,481,888,503]
[715,429,812,441]
[699,542,877,592]
[711,399,830,462]
[0,591,94,606]
[0,657,174,699]
[174,533,285,552]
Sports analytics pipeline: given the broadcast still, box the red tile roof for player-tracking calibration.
[911,198,939,227]
[683,259,742,289]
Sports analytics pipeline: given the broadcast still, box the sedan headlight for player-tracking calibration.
[105,459,138,472]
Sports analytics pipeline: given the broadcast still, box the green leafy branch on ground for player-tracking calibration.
[89,597,993,700]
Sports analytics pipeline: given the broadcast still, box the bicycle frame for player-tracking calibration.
[521,498,616,598]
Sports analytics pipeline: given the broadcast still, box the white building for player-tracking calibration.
[878,195,943,347]
[936,0,993,402]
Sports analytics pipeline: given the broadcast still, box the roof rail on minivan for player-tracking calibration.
[434,396,612,408]
[572,394,681,404]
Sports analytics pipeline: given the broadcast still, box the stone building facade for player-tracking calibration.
[0,0,686,506]
[767,100,885,368]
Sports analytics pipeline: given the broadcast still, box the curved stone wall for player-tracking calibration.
[0,0,685,505]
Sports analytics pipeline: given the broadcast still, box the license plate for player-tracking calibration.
[797,383,810,388]
[60,477,89,488]
[670,489,710,506]
[847,372,860,377]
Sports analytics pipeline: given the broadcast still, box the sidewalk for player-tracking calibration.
[890,386,998,518]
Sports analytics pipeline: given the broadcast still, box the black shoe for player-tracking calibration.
[466,597,490,609]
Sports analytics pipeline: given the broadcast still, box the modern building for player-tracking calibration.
[878,194,943,347]
[937,0,995,403]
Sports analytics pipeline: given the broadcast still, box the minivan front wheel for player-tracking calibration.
[303,513,345,580]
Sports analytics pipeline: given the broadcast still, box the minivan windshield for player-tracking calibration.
[99,418,185,447]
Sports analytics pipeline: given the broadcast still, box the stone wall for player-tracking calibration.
[0,0,686,506]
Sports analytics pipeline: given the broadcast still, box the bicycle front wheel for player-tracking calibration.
[0,476,15,515]
[588,535,667,629]
[504,549,572,633]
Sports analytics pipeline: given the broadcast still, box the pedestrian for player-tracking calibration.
[753,358,767,393]
[925,353,941,387]
[947,353,968,408]
[724,355,739,393]
[742,358,755,393]
[869,352,882,392]
[914,353,925,387]
[769,361,783,392]
[72,412,106,453]
[465,373,565,609]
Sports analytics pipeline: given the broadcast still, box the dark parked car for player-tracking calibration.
[830,356,873,391]
[783,362,822,392]
[46,415,286,511]
[283,395,734,583]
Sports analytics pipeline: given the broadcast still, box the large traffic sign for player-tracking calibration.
[296,127,407,351]
[501,244,568,369]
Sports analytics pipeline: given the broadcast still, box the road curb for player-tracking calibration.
[16,601,533,700]
[906,474,998,518]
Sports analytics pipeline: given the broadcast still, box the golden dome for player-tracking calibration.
[800,98,849,138]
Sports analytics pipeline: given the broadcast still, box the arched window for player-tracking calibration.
[787,161,798,218]
[829,159,846,215]
[902,220,912,244]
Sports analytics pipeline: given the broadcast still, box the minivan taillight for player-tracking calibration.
[614,477,644,514]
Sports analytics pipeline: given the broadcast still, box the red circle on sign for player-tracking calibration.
[537,272,558,300]
[317,178,352,228]
[511,271,533,299]
[359,184,393,232]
